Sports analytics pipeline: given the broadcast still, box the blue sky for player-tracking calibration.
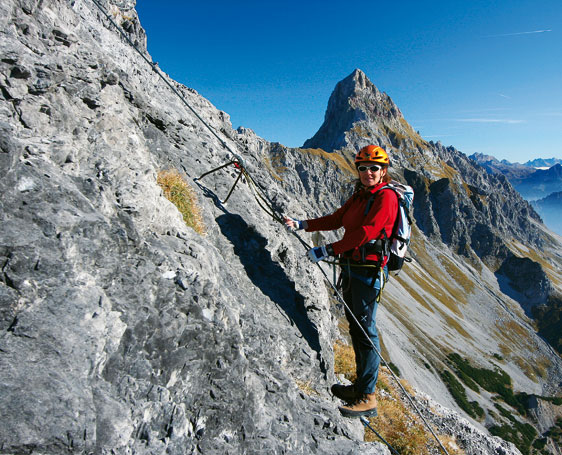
[136,0,561,163]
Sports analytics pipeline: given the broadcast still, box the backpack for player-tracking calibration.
[363,180,414,273]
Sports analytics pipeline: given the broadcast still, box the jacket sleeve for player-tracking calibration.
[331,189,398,255]
[304,196,354,232]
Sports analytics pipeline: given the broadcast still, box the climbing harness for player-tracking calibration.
[87,2,449,453]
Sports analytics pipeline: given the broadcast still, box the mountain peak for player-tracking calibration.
[342,68,372,91]
[303,69,404,152]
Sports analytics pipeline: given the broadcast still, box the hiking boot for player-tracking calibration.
[338,392,378,417]
[331,383,357,402]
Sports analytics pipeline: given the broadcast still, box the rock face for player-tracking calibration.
[0,1,383,453]
[0,1,561,455]
[303,69,404,153]
[497,257,554,308]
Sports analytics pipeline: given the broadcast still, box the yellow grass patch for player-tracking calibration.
[334,340,357,383]
[367,369,465,455]
[157,169,206,235]
[333,341,465,454]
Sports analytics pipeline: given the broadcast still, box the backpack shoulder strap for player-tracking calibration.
[363,185,397,216]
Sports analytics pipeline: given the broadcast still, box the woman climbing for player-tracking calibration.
[284,145,398,418]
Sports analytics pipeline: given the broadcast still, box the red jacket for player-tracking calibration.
[305,183,399,263]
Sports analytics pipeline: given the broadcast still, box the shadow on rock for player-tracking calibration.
[495,255,552,315]
[216,213,321,354]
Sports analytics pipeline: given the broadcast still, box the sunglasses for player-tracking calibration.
[357,164,382,172]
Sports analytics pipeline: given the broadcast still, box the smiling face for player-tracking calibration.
[357,162,387,187]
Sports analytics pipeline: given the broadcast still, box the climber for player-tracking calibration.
[284,145,398,418]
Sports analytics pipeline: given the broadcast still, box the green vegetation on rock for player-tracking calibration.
[440,369,484,419]
[489,419,537,455]
[447,353,529,415]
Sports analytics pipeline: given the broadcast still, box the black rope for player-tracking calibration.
[87,2,449,453]
[196,160,238,181]
[360,417,401,455]
[196,162,448,455]
[306,242,449,455]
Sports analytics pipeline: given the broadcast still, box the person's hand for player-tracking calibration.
[284,216,306,232]
[307,245,334,263]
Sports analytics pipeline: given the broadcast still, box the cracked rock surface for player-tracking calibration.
[1,1,560,455]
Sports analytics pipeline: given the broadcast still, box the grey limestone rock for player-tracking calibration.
[0,0,388,453]
[0,0,560,454]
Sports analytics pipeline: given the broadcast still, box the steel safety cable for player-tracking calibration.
[226,162,449,454]
[89,0,246,166]
[299,234,450,455]
[88,2,449,451]
[360,417,401,455]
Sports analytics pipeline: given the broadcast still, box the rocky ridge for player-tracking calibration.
[469,153,537,180]
[1,1,561,454]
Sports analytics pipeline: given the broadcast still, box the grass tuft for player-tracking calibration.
[157,169,206,235]
[334,340,357,383]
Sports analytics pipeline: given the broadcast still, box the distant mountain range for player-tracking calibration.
[525,157,562,168]
[470,153,561,170]
[469,153,562,182]
[469,153,562,235]
[532,192,562,237]
[509,163,562,200]
[468,153,562,200]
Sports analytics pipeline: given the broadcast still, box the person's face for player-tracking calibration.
[357,162,386,187]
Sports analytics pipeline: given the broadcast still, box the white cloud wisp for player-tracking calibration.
[485,29,552,38]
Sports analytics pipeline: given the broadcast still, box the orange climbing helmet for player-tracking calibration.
[355,145,390,166]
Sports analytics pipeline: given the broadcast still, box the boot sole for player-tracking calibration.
[338,407,378,418]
